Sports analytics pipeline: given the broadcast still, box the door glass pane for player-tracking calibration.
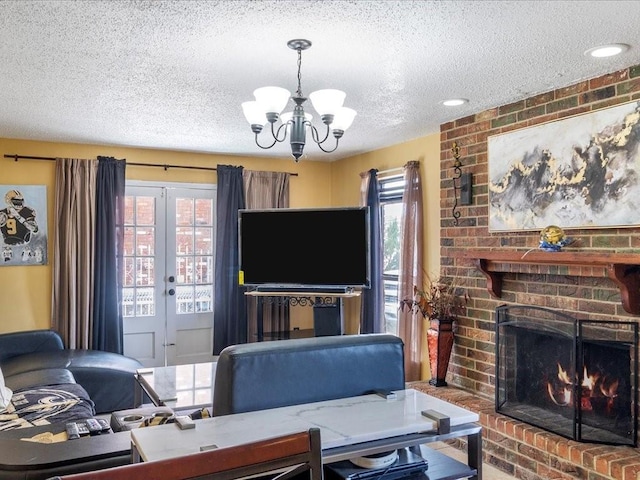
[176,257,187,284]
[136,287,155,316]
[176,286,194,314]
[123,194,157,319]
[194,255,213,284]
[176,227,194,255]
[194,227,212,255]
[137,227,155,256]
[123,288,135,317]
[174,197,214,316]
[195,199,213,225]
[124,196,134,224]
[176,256,194,285]
[176,198,194,226]
[123,257,135,287]
[136,257,154,286]
[124,226,135,256]
[195,285,213,312]
[136,197,155,225]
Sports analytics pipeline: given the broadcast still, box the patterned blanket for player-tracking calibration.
[0,383,95,431]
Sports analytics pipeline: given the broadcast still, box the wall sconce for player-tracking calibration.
[451,142,472,226]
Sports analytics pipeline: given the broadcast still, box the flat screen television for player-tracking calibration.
[238,207,370,290]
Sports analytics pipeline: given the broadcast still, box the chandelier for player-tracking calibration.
[241,39,356,162]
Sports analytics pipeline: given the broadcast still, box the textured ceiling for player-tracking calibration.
[1,0,640,162]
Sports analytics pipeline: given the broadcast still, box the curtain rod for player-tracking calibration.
[377,166,404,175]
[3,154,298,176]
[377,161,420,177]
[378,160,420,177]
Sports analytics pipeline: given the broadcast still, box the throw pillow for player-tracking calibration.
[188,407,211,420]
[139,412,174,428]
[0,366,13,412]
[1,384,95,432]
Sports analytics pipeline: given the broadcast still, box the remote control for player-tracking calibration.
[76,422,90,436]
[96,418,111,432]
[85,418,102,435]
[66,422,80,440]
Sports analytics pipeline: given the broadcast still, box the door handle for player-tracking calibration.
[168,276,175,283]
[168,289,176,296]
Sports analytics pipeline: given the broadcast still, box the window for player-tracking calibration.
[379,175,404,335]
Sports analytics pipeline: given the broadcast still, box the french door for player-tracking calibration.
[122,182,216,367]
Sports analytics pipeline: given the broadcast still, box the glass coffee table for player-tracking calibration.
[134,362,217,411]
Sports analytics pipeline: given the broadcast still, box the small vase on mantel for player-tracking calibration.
[399,275,467,387]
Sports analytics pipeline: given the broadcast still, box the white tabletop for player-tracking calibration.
[131,388,479,463]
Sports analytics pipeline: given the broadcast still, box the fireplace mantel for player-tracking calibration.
[454,250,640,315]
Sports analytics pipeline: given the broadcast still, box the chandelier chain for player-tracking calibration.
[296,47,303,98]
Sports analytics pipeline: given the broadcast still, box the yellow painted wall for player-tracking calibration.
[0,133,440,347]
[0,137,332,333]
[331,135,441,379]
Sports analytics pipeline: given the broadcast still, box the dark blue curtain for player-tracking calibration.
[360,169,384,334]
[92,156,126,353]
[213,165,247,354]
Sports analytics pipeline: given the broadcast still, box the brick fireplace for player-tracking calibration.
[437,64,640,478]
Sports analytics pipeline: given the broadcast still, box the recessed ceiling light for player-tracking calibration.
[442,98,468,107]
[584,43,630,58]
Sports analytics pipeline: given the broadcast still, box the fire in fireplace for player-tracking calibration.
[495,304,638,446]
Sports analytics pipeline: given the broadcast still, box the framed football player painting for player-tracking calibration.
[0,185,48,266]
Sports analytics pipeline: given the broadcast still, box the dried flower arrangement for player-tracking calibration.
[399,274,468,321]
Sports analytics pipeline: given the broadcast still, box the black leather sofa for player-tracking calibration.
[0,329,142,415]
[1,332,405,479]
[0,330,142,479]
[213,333,406,416]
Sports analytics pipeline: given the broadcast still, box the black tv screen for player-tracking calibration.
[239,207,370,288]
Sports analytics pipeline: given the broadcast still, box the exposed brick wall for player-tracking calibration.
[439,64,640,399]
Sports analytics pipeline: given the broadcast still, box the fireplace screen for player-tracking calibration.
[495,305,638,446]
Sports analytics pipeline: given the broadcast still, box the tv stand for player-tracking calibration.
[245,289,361,341]
[254,285,354,294]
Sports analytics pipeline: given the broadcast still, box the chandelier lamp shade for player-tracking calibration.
[241,39,357,161]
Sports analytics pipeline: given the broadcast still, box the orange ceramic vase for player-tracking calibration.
[427,317,455,387]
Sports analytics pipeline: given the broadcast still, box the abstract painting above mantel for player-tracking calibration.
[488,101,640,232]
